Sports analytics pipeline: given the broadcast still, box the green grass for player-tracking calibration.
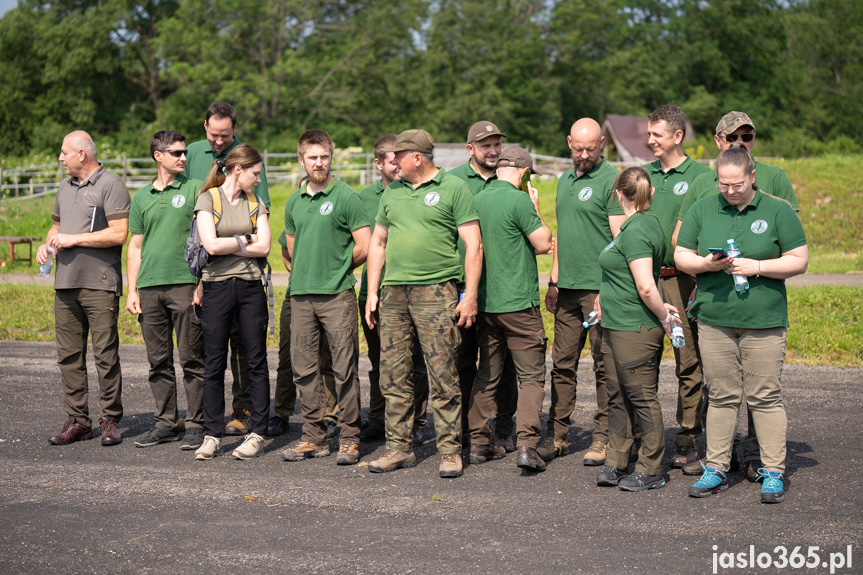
[3,283,859,366]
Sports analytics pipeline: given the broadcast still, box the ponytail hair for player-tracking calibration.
[716,145,755,178]
[614,166,653,212]
[199,144,263,194]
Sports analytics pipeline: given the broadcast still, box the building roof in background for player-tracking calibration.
[601,114,695,164]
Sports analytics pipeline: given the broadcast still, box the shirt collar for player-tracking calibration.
[301,176,339,198]
[568,157,608,181]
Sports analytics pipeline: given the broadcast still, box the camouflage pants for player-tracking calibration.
[379,282,461,454]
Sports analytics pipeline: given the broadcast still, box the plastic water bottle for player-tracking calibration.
[38,250,54,277]
[669,311,685,348]
[582,310,599,329]
[726,239,749,292]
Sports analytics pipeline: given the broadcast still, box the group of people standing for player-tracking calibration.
[37,101,807,503]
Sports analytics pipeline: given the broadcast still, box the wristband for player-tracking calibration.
[548,281,557,288]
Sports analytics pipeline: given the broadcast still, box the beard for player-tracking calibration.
[477,156,498,171]
[308,168,330,185]
[573,155,599,174]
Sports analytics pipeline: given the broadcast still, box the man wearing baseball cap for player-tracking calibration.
[466,146,552,471]
[365,129,482,479]
[450,120,519,452]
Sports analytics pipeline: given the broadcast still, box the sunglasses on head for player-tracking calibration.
[724,133,754,143]
[163,149,188,157]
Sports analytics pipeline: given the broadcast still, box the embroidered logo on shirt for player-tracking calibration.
[673,182,688,195]
[424,192,440,206]
[320,201,334,215]
[172,195,185,208]
[751,220,768,234]
[578,187,593,201]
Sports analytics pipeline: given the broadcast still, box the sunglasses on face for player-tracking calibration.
[163,149,188,158]
[724,133,754,143]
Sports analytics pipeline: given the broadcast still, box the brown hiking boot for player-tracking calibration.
[99,416,122,446]
[225,409,251,435]
[536,437,568,462]
[672,445,698,468]
[469,443,506,464]
[49,418,93,445]
[682,458,706,476]
[439,453,464,478]
[494,434,515,453]
[368,449,416,473]
[583,440,607,466]
[280,441,330,461]
[336,443,360,465]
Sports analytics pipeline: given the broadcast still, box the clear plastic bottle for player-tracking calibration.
[726,239,749,292]
[582,310,599,329]
[38,249,54,277]
[668,311,685,348]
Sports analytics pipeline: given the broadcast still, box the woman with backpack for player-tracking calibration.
[191,144,271,461]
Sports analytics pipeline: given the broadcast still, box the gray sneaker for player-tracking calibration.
[179,427,204,450]
[232,432,265,460]
[134,427,179,448]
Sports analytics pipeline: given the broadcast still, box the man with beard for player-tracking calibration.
[184,102,270,437]
[541,118,625,466]
[450,121,519,453]
[280,129,371,466]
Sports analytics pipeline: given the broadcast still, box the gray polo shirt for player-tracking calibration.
[51,164,131,295]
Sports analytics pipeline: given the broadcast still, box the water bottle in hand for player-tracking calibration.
[582,310,599,329]
[39,248,55,278]
[669,310,685,348]
[726,239,749,292]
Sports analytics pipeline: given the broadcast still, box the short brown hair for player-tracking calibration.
[199,143,262,193]
[298,129,334,156]
[373,134,398,162]
[648,104,686,138]
[205,102,237,126]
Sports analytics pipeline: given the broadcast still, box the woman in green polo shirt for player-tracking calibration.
[191,144,272,462]
[675,146,808,504]
[595,167,681,492]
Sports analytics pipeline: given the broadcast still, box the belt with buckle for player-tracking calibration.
[660,266,677,277]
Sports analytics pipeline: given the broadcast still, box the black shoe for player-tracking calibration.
[618,471,668,492]
[134,427,179,448]
[325,419,339,440]
[179,427,204,450]
[360,424,385,443]
[412,426,423,446]
[267,416,288,437]
[516,446,546,472]
[729,448,741,473]
[596,465,628,486]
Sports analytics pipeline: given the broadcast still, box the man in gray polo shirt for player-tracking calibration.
[37,131,130,447]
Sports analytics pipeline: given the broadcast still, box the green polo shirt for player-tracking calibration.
[644,155,711,267]
[449,162,498,196]
[284,177,367,295]
[129,174,201,288]
[184,137,270,207]
[357,180,385,301]
[475,180,543,313]
[598,211,665,332]
[277,229,292,296]
[376,168,478,286]
[678,191,807,329]
[556,159,624,290]
[677,160,799,221]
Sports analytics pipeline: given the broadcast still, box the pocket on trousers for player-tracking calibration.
[199,320,217,337]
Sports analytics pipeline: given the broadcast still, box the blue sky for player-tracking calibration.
[0,0,16,17]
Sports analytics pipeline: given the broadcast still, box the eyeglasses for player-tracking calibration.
[163,149,188,158]
[724,133,754,143]
[717,181,749,193]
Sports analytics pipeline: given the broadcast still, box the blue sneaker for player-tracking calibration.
[759,469,789,504]
[688,464,728,498]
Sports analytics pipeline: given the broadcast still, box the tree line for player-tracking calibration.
[1,0,860,159]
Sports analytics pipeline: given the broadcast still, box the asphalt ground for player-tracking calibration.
[0,341,861,574]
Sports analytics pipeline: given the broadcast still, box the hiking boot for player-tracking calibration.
[583,440,607,466]
[516,446,546,472]
[759,469,789,504]
[134,427,179,448]
[494,434,515,453]
[368,449,417,473]
[336,443,360,465]
[280,441,330,461]
[49,418,93,445]
[412,426,424,445]
[469,443,506,464]
[596,465,628,486]
[440,453,464,478]
[99,416,122,446]
[536,437,568,462]
[195,435,222,460]
[360,425,385,443]
[682,458,706,476]
[179,427,204,450]
[225,409,250,436]
[232,432,265,460]
[618,471,668,492]
[672,445,697,468]
[745,461,763,482]
[689,465,728,498]
[266,416,288,437]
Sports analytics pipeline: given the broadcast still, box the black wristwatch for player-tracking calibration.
[244,234,253,244]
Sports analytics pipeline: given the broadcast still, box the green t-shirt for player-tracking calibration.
[556,159,623,290]
[644,155,712,266]
[677,160,799,221]
[598,212,666,332]
[193,187,268,282]
[677,191,807,329]
[184,137,270,207]
[129,174,201,288]
[450,161,497,265]
[475,180,543,313]
[284,177,368,295]
[357,180,385,301]
[376,168,478,286]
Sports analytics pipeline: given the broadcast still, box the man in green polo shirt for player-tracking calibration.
[643,104,712,468]
[365,129,482,479]
[279,129,371,466]
[357,134,429,445]
[184,102,270,437]
[541,118,626,466]
[449,120,518,451]
[467,146,552,471]
[126,130,205,451]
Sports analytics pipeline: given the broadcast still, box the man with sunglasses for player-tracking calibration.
[184,102,270,437]
[672,111,799,481]
[127,130,206,450]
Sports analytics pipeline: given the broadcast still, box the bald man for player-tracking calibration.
[540,118,625,465]
[38,131,131,447]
